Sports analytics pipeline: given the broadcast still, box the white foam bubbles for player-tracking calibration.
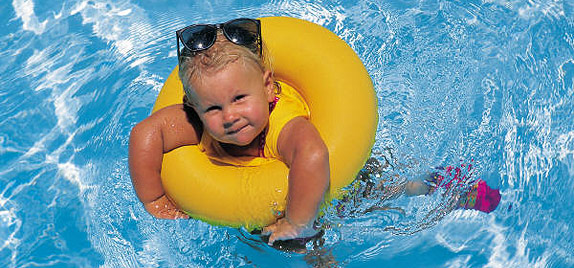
[12,0,48,35]
[24,47,82,131]
[0,196,22,261]
[486,220,551,267]
[555,131,574,176]
[69,0,162,64]
[57,161,85,192]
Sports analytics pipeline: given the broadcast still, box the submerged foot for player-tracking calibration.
[458,179,501,213]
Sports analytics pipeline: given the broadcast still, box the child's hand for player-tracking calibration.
[143,195,189,219]
[262,218,317,245]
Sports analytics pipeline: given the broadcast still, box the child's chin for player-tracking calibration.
[236,138,256,147]
[237,133,259,146]
[228,136,256,147]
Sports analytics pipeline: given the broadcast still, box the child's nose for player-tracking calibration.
[223,108,239,127]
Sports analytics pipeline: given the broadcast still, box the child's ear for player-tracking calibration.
[263,70,275,102]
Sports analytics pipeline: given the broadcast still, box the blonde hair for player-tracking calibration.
[178,32,272,106]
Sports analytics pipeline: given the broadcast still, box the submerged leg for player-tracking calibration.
[404,180,431,196]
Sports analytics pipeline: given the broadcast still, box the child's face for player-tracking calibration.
[190,60,275,146]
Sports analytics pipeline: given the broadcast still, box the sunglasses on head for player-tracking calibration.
[176,18,262,61]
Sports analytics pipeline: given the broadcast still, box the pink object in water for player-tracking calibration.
[469,180,501,213]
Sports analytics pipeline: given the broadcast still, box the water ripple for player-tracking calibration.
[1,0,574,267]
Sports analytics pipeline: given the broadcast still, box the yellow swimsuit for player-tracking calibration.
[198,82,310,166]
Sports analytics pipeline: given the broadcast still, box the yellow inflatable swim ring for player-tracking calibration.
[152,16,378,229]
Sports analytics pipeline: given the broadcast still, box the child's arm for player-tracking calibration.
[129,104,200,219]
[262,117,330,244]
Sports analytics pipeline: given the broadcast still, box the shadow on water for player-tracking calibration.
[238,228,341,267]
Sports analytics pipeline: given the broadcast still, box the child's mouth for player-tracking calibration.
[227,125,248,135]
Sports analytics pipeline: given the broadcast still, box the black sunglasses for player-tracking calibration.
[176,18,262,61]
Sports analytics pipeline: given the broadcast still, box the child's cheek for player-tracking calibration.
[245,101,265,119]
[202,116,222,135]
[208,120,222,134]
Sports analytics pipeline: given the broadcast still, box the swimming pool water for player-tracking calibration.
[1,0,573,267]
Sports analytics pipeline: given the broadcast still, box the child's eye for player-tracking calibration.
[233,95,247,102]
[205,106,221,113]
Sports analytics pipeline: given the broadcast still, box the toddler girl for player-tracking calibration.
[129,18,329,244]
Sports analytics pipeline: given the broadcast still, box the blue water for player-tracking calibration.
[1,0,573,266]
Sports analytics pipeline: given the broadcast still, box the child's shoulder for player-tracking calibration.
[145,104,186,126]
[152,103,185,116]
[143,104,202,147]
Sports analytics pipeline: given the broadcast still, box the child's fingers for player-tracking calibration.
[264,219,300,245]
[143,194,190,219]
[174,210,189,219]
[268,229,298,245]
[261,223,276,236]
[268,232,278,245]
[145,200,189,219]
[162,207,189,219]
[267,228,289,245]
[159,208,175,219]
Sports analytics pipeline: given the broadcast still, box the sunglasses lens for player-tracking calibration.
[223,19,259,46]
[180,25,216,51]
